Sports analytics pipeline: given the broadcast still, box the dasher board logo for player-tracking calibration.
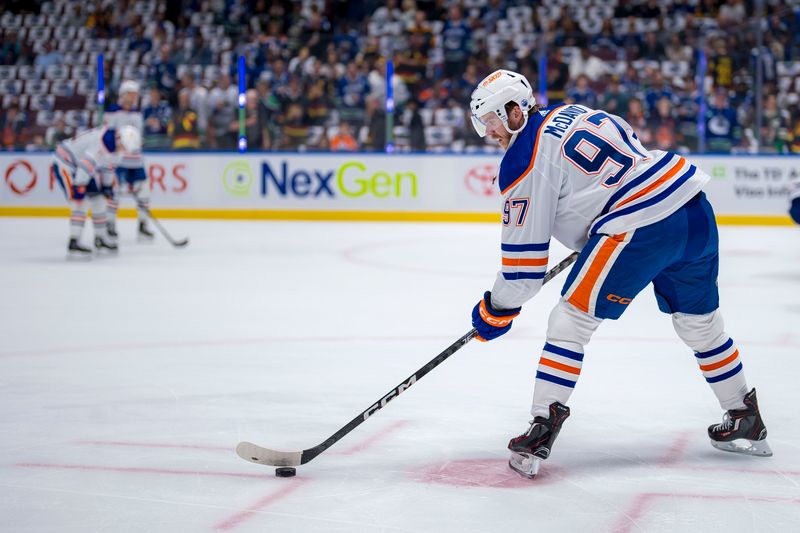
[222,160,254,196]
[464,164,498,197]
[4,159,38,195]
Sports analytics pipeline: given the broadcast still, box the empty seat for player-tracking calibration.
[51,80,78,97]
[0,66,17,81]
[53,26,77,40]
[17,66,40,80]
[2,94,28,110]
[45,65,71,81]
[64,109,91,128]
[25,79,51,95]
[29,94,56,111]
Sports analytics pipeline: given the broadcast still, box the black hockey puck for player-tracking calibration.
[275,467,296,477]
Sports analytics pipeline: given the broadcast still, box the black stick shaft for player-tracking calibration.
[299,251,580,464]
[130,190,188,247]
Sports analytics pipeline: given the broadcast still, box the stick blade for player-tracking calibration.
[236,441,302,467]
[172,238,189,248]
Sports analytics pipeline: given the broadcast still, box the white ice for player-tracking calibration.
[1,217,799,533]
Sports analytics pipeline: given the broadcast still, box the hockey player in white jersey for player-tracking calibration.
[468,70,771,479]
[52,125,141,255]
[104,80,154,241]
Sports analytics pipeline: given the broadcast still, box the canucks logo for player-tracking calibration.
[223,160,254,196]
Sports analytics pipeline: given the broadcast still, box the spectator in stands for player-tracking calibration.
[208,74,238,111]
[0,30,21,64]
[566,74,597,108]
[142,87,172,150]
[441,4,472,78]
[0,104,26,151]
[168,89,201,150]
[190,35,214,66]
[255,79,280,150]
[406,98,427,152]
[244,89,268,150]
[280,102,310,150]
[302,5,333,58]
[545,48,570,102]
[305,80,331,127]
[178,72,209,134]
[665,33,693,63]
[705,89,741,153]
[598,76,630,117]
[626,97,651,146]
[337,61,370,125]
[34,42,64,71]
[640,31,666,61]
[150,44,178,102]
[364,95,387,151]
[568,48,608,82]
[47,117,72,149]
[644,69,676,114]
[330,122,359,151]
[129,24,153,54]
[647,96,680,151]
[207,95,237,150]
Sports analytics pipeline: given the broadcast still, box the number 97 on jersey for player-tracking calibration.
[503,197,530,226]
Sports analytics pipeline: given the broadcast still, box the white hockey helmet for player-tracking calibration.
[119,79,140,95]
[470,69,535,137]
[118,125,142,153]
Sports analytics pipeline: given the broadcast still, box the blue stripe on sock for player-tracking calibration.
[536,371,576,388]
[502,271,546,280]
[695,338,734,359]
[705,362,743,384]
[501,242,549,252]
[543,342,584,362]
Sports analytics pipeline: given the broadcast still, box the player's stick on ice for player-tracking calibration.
[237,251,580,469]
[130,191,189,248]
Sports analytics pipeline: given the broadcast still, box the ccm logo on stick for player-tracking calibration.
[363,376,417,420]
[606,294,631,304]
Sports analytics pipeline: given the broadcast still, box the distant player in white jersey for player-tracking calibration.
[468,70,771,479]
[104,79,154,241]
[52,125,141,255]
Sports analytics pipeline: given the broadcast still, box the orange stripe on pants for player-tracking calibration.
[699,350,739,372]
[568,233,627,313]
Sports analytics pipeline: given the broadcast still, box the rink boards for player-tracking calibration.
[0,152,795,224]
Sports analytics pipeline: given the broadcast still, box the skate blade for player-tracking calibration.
[67,252,92,261]
[508,452,541,479]
[710,438,773,457]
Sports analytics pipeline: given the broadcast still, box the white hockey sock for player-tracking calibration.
[673,311,748,410]
[90,195,108,239]
[106,196,118,225]
[69,201,87,240]
[531,299,601,418]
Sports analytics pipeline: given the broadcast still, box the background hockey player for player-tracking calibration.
[790,171,800,224]
[52,125,141,255]
[468,69,772,479]
[104,80,154,241]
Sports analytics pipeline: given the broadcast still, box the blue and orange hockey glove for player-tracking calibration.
[471,291,521,342]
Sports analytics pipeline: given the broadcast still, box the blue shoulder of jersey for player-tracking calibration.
[497,104,561,194]
[102,129,116,152]
[106,104,122,112]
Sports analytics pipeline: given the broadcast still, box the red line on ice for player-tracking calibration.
[611,492,800,533]
[657,431,691,466]
[213,479,309,531]
[16,462,272,480]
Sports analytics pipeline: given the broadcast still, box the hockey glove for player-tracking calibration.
[71,184,87,201]
[471,291,521,342]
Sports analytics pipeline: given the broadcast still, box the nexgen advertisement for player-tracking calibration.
[0,152,796,223]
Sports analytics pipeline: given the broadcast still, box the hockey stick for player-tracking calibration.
[130,190,189,247]
[236,251,580,468]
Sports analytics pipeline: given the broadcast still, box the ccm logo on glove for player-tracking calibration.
[471,291,521,342]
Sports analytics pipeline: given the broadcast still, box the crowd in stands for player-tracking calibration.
[1,0,800,154]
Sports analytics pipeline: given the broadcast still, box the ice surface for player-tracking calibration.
[1,217,799,532]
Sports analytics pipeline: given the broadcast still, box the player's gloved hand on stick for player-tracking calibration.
[101,184,115,199]
[471,291,521,342]
[71,184,87,200]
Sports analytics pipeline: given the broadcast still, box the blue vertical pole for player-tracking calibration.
[538,35,548,106]
[697,40,707,154]
[97,54,105,125]
[238,55,247,153]
[385,59,394,153]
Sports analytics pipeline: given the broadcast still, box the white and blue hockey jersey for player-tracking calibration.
[54,126,118,187]
[491,104,709,309]
[104,104,143,168]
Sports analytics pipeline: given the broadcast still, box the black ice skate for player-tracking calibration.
[94,236,118,252]
[708,388,772,457]
[68,238,92,257]
[137,220,155,241]
[107,222,118,239]
[508,401,570,478]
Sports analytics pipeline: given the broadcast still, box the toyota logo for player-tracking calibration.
[464,164,498,197]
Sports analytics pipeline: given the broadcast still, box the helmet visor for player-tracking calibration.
[471,111,504,138]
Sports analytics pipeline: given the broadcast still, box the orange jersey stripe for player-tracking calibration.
[615,157,686,208]
[502,257,548,267]
[501,105,566,195]
[539,357,581,375]
[568,233,626,313]
[699,350,739,372]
